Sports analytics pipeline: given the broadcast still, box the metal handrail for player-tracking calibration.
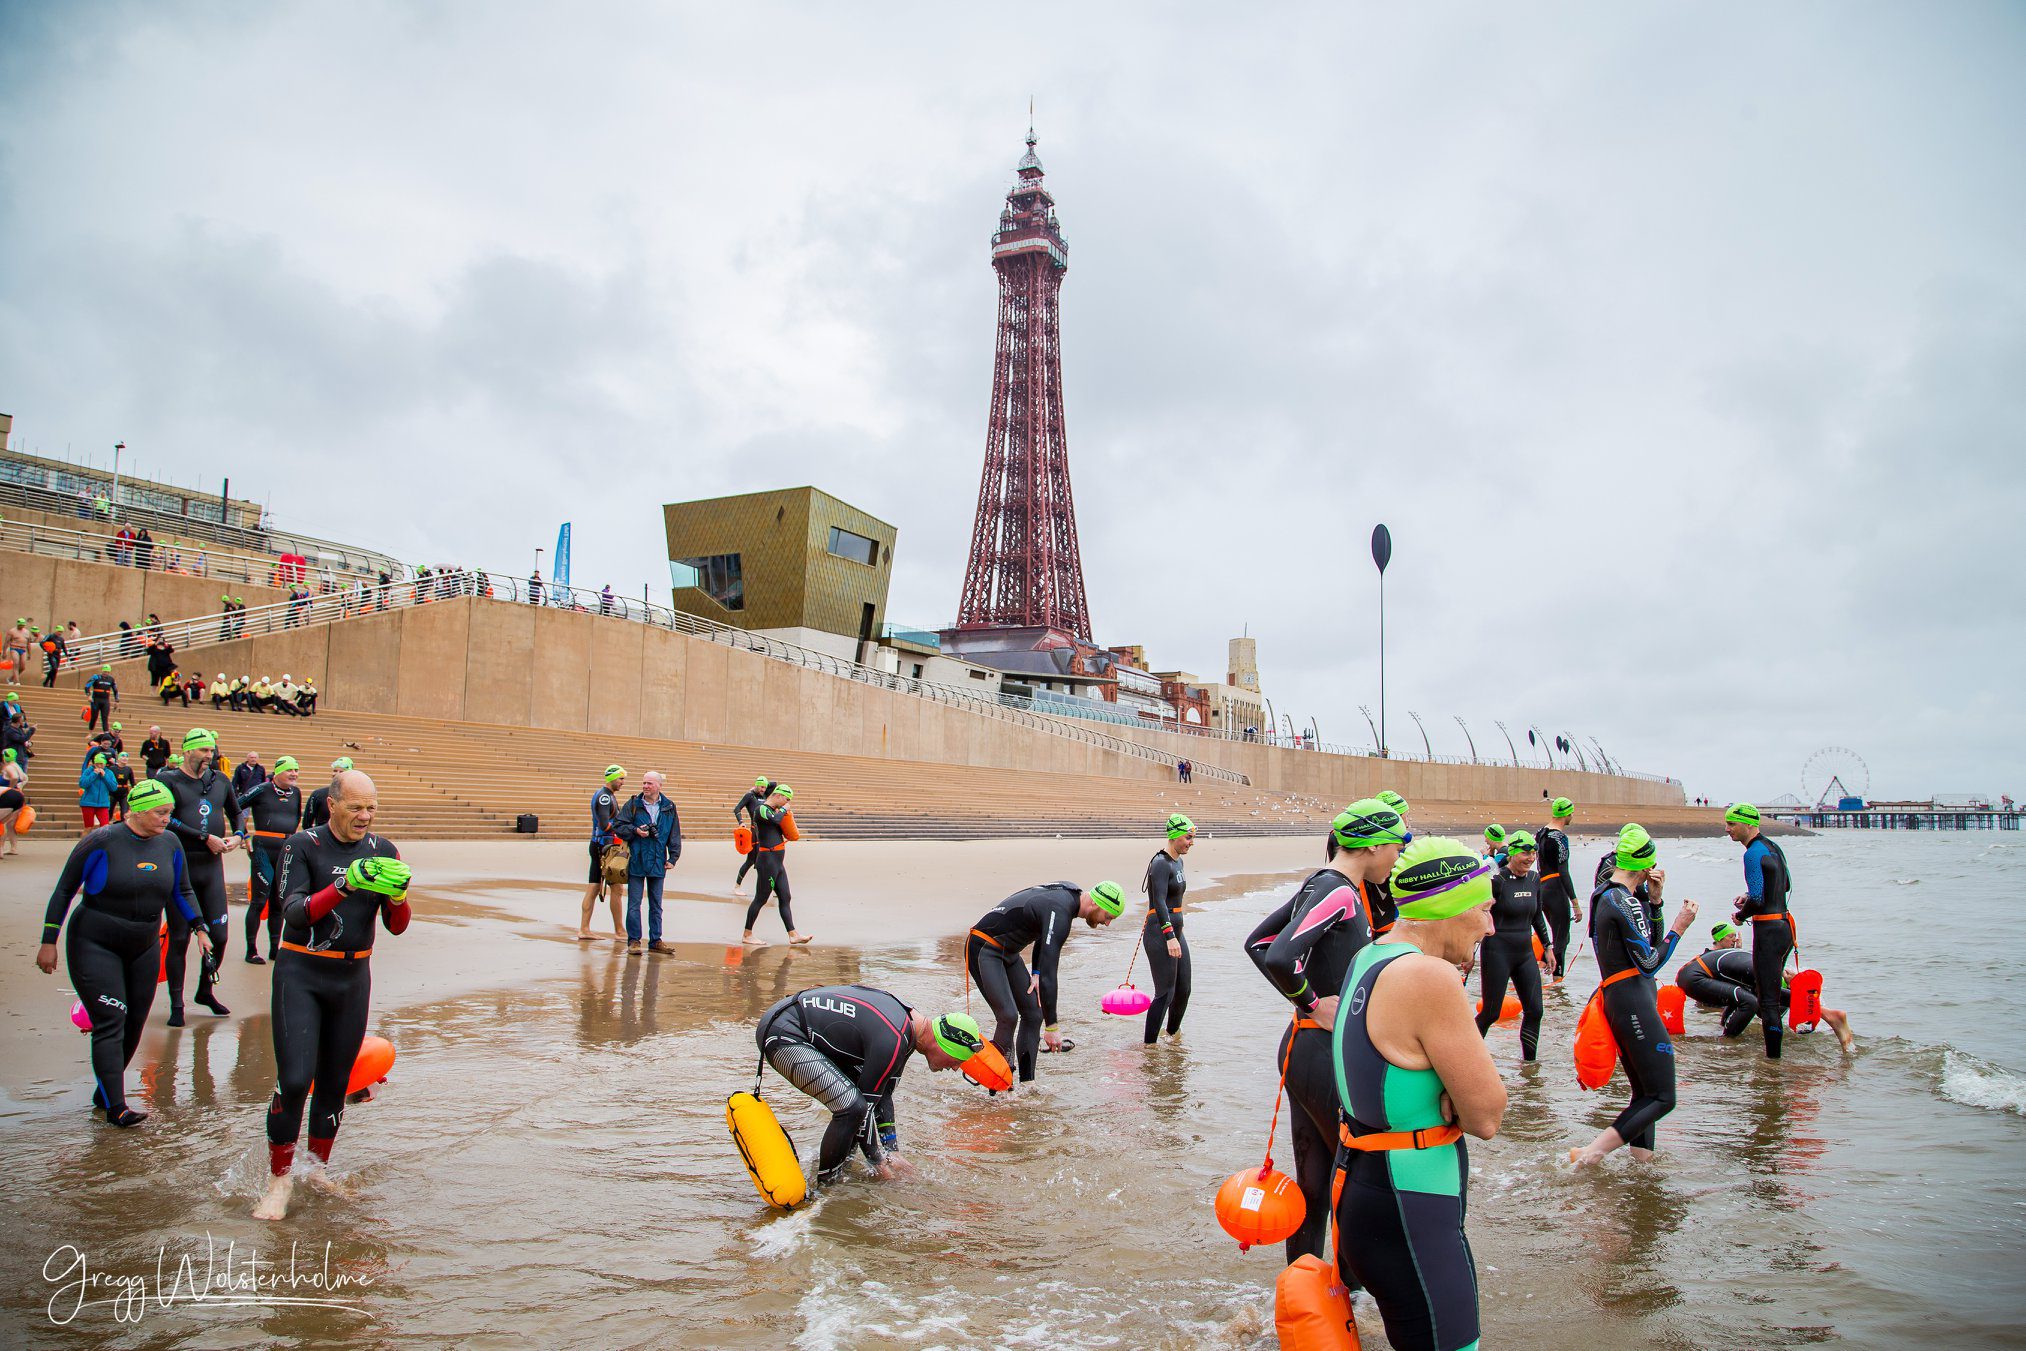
[0,516,334,590]
[64,572,1254,785]
[0,478,399,579]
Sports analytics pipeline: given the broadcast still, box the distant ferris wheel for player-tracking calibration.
[1802,747,1870,807]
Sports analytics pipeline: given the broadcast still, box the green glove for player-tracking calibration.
[344,857,412,899]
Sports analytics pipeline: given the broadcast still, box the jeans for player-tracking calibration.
[626,875,665,943]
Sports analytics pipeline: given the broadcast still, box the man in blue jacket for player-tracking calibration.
[613,770,680,955]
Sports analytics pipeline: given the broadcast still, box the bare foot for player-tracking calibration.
[252,1174,294,1221]
[576,932,594,941]
[789,932,813,946]
[1569,1146,1602,1170]
[305,1167,353,1198]
[1628,1146,1656,1163]
[742,934,764,946]
[1825,1009,1855,1053]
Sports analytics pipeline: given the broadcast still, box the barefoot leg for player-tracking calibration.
[1571,1126,1626,1169]
[252,1174,294,1221]
[1825,1009,1855,1053]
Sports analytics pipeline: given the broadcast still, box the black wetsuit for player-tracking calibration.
[1675,947,1772,1038]
[1142,850,1190,1042]
[744,802,795,934]
[733,782,772,885]
[967,883,1081,1082]
[84,672,118,732]
[1244,866,1377,1264]
[266,825,407,1174]
[1477,867,1552,1059]
[1535,824,1576,974]
[1738,835,1794,1059]
[42,825,201,1117]
[154,764,243,1015]
[588,785,620,884]
[304,784,333,831]
[239,780,303,958]
[1592,880,1680,1151]
[755,985,917,1182]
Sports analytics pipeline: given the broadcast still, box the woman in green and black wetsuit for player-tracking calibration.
[1332,837,1505,1351]
[1141,813,1195,1043]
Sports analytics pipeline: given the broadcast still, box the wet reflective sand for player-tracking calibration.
[3,834,2022,1347]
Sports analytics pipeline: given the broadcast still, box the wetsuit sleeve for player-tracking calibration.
[236,783,262,811]
[168,841,199,923]
[1243,895,1300,985]
[1738,840,1769,917]
[732,791,751,825]
[223,785,245,835]
[381,845,411,934]
[41,839,101,942]
[1032,894,1074,1025]
[1532,896,1553,953]
[872,1087,898,1159]
[1147,857,1179,935]
[1259,880,1370,1011]
[1601,890,1678,975]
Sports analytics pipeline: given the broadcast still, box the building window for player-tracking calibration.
[911,663,924,679]
[826,526,878,566]
[671,553,743,611]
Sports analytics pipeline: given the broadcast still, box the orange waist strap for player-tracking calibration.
[754,844,785,853]
[253,829,290,839]
[279,941,370,960]
[1540,872,1562,880]
[1338,1121,1463,1152]
[1749,912,1791,921]
[967,927,1002,949]
[1294,1015,1324,1032]
[1600,967,1639,990]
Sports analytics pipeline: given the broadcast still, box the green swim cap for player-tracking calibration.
[125,780,174,814]
[1389,838,1494,920]
[1615,823,1658,871]
[1089,880,1124,917]
[182,727,216,752]
[604,764,626,783]
[91,752,107,765]
[1725,802,1760,826]
[1332,799,1407,850]
[754,775,769,789]
[1484,824,1507,846]
[1,748,13,762]
[331,757,354,772]
[1711,921,1738,943]
[1376,790,1410,816]
[1552,797,1574,818]
[1166,813,1195,840]
[100,664,111,673]
[273,756,299,773]
[112,721,121,730]
[3,692,14,701]
[1506,830,1537,853]
[933,1012,983,1062]
[775,784,793,801]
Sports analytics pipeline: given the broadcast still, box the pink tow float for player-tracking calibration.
[70,1000,92,1033]
[1101,983,1151,1016]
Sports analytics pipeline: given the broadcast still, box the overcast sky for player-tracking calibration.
[2,2,2020,801]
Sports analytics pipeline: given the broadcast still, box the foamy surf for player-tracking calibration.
[751,1196,823,1258]
[1939,1049,2026,1116]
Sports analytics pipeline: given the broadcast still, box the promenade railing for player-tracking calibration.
[0,516,330,590]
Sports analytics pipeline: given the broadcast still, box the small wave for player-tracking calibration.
[750,1198,821,1259]
[1939,1049,2026,1117]
[1892,878,1921,886]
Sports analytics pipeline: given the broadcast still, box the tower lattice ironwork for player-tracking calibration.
[954,128,1092,640]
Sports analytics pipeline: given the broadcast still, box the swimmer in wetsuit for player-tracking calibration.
[1142,813,1196,1043]
[1571,824,1698,1167]
[1331,837,1505,1351]
[302,757,352,832]
[35,780,207,1127]
[238,755,305,963]
[1476,831,1553,1060]
[1676,921,1855,1051]
[732,775,772,888]
[1243,797,1402,1265]
[754,985,980,1185]
[1724,802,1795,1060]
[1482,823,1507,867]
[580,765,626,941]
[966,880,1122,1082]
[742,784,810,945]
[154,728,243,1023]
[252,770,412,1221]
[1536,797,1582,981]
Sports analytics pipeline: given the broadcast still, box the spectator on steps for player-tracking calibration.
[228,675,251,712]
[273,675,304,715]
[134,527,154,570]
[295,680,318,716]
[613,770,681,956]
[3,691,35,761]
[40,627,65,687]
[140,726,173,776]
[118,620,137,659]
[208,673,233,710]
[232,751,268,797]
[66,621,82,647]
[159,670,189,707]
[145,635,177,690]
[183,673,205,705]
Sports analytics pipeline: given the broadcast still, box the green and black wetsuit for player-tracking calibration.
[1141,850,1190,1042]
[1477,866,1552,1059]
[967,883,1082,1082]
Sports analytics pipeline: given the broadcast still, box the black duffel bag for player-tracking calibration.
[515,813,538,834]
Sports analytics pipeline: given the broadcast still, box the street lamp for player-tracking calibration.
[1530,725,1553,767]
[1371,524,1391,758]
[111,442,124,523]
[1454,715,1479,764]
[1408,710,1431,760]
[1495,720,1519,767]
[1359,704,1381,755]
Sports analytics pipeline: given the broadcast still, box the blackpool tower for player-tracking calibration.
[952,127,1093,642]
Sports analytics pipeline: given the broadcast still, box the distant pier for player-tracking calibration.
[1768,808,2020,832]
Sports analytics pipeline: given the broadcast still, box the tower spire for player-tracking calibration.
[953,122,1090,640]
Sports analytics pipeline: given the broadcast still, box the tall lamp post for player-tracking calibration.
[111,442,124,523]
[1495,720,1519,767]
[1408,710,1432,760]
[1454,715,1479,764]
[1371,524,1391,758]
[1359,704,1381,754]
